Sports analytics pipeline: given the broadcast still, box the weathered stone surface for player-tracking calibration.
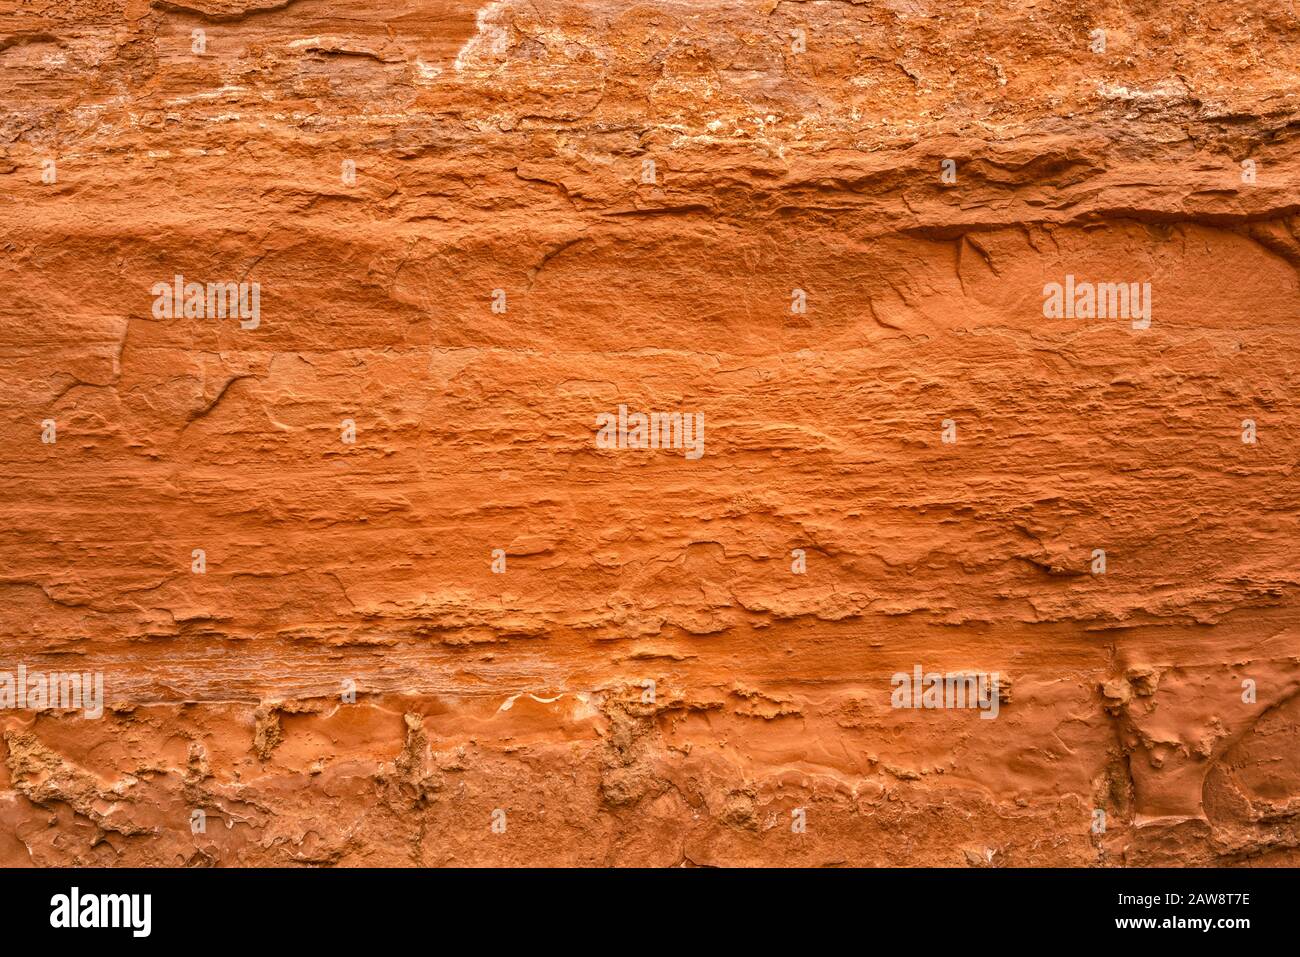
[0,0,1298,865]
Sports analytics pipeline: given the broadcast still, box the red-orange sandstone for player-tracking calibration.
[1,0,1298,866]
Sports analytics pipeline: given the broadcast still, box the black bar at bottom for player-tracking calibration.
[0,867,1283,943]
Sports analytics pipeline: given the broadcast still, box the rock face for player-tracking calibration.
[1,0,1298,867]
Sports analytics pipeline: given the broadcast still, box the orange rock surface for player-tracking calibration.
[1,0,1298,866]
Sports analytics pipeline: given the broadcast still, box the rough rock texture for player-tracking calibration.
[1,0,1299,866]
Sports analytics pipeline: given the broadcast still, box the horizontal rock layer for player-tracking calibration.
[0,0,1298,865]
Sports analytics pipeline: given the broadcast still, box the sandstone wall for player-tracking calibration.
[1,0,1298,865]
